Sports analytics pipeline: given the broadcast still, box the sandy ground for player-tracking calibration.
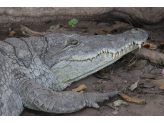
[1,20,164,116]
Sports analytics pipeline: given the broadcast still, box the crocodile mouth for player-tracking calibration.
[69,41,144,62]
[67,42,144,83]
[51,40,146,84]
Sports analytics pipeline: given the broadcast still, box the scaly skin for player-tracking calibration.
[0,28,148,115]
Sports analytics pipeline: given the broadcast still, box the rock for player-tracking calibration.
[1,8,164,29]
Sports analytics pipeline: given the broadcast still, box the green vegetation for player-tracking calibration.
[67,19,78,28]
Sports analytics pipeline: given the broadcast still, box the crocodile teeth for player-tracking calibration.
[100,50,103,54]
[116,52,119,57]
[118,52,120,56]
[122,50,125,54]
[112,54,115,59]
[115,53,117,58]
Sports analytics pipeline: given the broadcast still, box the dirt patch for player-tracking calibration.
[1,19,164,116]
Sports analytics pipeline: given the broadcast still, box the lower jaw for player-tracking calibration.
[67,46,139,84]
[66,57,121,85]
[53,44,139,86]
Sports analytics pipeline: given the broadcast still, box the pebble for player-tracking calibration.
[112,110,118,115]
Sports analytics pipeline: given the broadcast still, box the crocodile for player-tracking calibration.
[0,28,148,115]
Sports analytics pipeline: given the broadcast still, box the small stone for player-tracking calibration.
[112,110,118,115]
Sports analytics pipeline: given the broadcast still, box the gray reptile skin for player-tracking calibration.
[0,28,148,115]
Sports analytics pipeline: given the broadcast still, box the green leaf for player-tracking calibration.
[68,19,78,25]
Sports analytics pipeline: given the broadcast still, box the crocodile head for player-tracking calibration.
[45,28,148,85]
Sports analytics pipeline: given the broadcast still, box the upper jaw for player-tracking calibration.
[69,39,146,62]
[48,28,148,67]
[68,28,148,62]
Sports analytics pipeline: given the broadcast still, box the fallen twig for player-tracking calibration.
[128,60,137,67]
[107,103,116,110]
[20,24,67,36]
[124,52,137,71]
[20,24,47,36]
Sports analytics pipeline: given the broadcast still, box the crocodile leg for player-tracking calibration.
[0,54,24,116]
[18,79,119,114]
[0,80,24,116]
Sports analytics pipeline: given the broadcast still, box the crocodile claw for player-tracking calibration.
[84,91,120,108]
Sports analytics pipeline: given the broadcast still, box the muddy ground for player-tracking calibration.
[1,20,164,116]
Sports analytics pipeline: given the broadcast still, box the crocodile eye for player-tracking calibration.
[71,40,78,45]
[67,39,79,45]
